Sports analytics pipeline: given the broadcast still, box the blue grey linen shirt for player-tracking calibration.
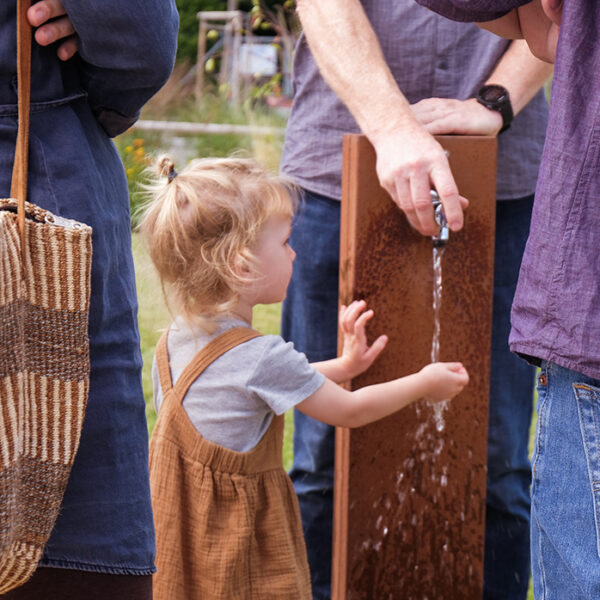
[280,0,548,202]
[417,0,600,378]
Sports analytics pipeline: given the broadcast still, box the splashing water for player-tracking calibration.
[431,245,447,431]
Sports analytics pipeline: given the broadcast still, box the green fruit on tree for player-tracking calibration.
[205,58,216,73]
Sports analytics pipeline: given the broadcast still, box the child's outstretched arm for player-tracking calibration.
[298,361,469,429]
[311,300,388,383]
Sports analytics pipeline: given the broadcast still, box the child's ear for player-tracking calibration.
[233,252,252,278]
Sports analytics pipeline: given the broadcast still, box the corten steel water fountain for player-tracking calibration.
[333,134,497,599]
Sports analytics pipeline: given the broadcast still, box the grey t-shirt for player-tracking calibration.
[153,317,325,452]
[280,0,548,201]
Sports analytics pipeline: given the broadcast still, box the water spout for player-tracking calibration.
[430,190,449,248]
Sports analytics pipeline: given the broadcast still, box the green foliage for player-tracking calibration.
[113,133,159,226]
[175,0,297,62]
[176,0,226,63]
[115,91,286,224]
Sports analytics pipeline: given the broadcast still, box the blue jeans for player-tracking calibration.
[282,190,535,600]
[531,362,600,599]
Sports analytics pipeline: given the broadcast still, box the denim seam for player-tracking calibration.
[532,364,548,479]
[39,558,156,576]
[574,383,600,559]
[534,509,547,600]
[533,366,548,598]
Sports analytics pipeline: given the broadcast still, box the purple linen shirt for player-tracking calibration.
[281,0,547,202]
[418,0,600,378]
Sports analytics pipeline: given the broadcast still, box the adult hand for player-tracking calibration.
[411,97,503,136]
[27,0,77,61]
[372,122,468,236]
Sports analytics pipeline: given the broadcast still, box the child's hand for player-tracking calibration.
[420,362,469,403]
[338,300,388,380]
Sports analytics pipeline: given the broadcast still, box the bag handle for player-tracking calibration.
[11,0,32,255]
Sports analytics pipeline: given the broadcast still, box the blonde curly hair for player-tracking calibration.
[138,156,296,330]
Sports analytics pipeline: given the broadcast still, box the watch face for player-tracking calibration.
[479,85,508,103]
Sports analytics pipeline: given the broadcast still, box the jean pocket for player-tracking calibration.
[573,382,600,558]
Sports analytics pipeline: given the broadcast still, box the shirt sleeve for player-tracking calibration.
[61,0,179,136]
[246,335,326,416]
[414,0,531,22]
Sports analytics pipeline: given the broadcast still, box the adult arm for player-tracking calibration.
[296,0,467,236]
[29,0,179,136]
[411,39,553,136]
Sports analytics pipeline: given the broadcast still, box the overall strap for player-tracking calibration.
[173,327,261,401]
[12,0,32,254]
[156,327,261,401]
[155,332,174,394]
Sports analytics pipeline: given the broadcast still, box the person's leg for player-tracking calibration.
[281,190,340,600]
[531,362,600,599]
[0,568,152,600]
[484,196,536,600]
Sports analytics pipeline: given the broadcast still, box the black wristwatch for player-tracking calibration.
[476,84,514,133]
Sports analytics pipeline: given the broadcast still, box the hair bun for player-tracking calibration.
[157,155,176,180]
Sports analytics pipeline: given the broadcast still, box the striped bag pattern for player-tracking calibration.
[0,198,92,592]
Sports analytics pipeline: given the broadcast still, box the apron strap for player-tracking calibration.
[12,0,32,255]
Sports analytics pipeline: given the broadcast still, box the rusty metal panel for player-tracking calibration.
[333,134,497,600]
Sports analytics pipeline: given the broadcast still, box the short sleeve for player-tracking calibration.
[414,0,530,22]
[246,336,325,415]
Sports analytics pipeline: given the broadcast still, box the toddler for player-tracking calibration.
[140,156,469,600]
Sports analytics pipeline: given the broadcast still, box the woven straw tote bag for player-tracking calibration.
[0,0,93,592]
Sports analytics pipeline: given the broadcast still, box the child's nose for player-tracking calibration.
[289,246,296,261]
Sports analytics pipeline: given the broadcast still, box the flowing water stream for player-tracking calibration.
[431,245,447,432]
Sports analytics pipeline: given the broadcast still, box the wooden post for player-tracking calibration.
[219,20,233,89]
[196,11,244,105]
[230,13,242,106]
[332,134,497,599]
[195,17,208,106]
